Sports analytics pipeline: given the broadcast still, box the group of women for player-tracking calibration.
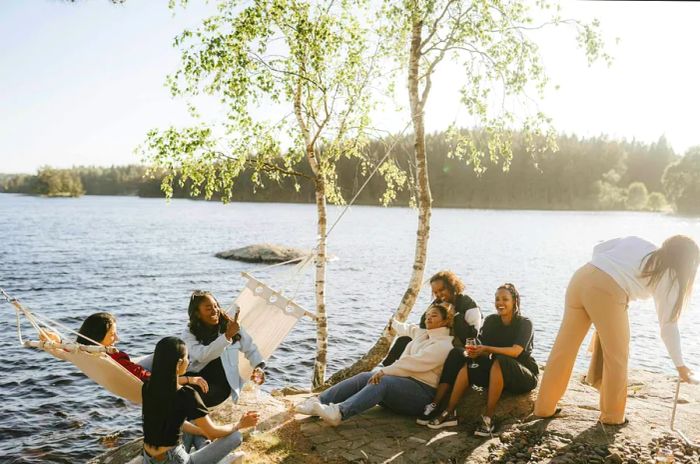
[43,234,699,461]
[45,291,262,464]
[297,235,699,438]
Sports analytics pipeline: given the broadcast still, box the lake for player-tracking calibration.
[1,193,699,463]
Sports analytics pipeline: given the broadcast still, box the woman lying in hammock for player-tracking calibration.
[41,312,208,391]
[182,291,266,408]
[294,303,454,425]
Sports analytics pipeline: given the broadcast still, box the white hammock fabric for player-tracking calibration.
[234,272,314,380]
[3,274,312,404]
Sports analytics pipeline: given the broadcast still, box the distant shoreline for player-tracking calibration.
[0,191,682,215]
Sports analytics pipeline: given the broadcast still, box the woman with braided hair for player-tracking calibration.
[426,283,538,437]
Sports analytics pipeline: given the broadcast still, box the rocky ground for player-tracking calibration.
[91,370,700,463]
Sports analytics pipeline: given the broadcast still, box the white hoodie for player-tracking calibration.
[381,319,454,388]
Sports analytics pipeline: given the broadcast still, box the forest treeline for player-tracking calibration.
[2,131,699,214]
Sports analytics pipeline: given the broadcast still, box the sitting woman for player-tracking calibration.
[427,283,538,437]
[295,304,454,425]
[183,291,266,408]
[142,336,258,464]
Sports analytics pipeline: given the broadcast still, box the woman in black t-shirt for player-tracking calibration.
[141,337,259,464]
[426,283,538,437]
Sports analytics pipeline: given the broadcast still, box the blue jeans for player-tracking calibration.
[142,431,242,464]
[319,371,435,420]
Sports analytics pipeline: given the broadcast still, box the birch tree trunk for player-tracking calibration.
[311,171,328,388]
[294,81,329,388]
[322,18,432,388]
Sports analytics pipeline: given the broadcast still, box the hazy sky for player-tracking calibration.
[1,0,699,174]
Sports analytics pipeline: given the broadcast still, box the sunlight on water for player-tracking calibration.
[1,194,699,462]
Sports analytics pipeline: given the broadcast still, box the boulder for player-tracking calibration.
[215,243,311,264]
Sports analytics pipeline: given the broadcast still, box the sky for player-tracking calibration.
[1,0,699,174]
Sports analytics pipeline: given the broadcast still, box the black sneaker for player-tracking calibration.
[427,410,459,429]
[416,402,439,425]
[474,416,496,437]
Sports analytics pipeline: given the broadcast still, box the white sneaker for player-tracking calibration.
[221,451,245,464]
[314,402,342,426]
[294,396,321,415]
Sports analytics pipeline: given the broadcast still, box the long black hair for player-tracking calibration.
[142,337,186,418]
[76,312,115,346]
[187,291,225,345]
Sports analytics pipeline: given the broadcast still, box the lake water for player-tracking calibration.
[1,193,699,463]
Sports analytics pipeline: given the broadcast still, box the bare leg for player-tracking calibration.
[432,383,451,406]
[444,366,470,413]
[485,359,504,418]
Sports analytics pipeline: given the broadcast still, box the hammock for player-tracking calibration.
[1,274,313,404]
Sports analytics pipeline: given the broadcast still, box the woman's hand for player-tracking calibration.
[39,329,61,343]
[368,370,385,385]
[468,345,488,358]
[236,411,260,430]
[190,376,209,393]
[223,311,240,341]
[677,365,696,383]
[250,367,266,385]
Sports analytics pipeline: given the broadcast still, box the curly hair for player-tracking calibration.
[497,283,521,318]
[429,270,465,296]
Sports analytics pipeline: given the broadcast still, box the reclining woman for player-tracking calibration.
[142,336,258,464]
[295,303,454,425]
[183,291,266,408]
[427,283,538,437]
[381,270,483,425]
[41,312,208,390]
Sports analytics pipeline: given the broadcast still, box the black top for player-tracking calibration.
[419,293,481,344]
[142,384,209,447]
[480,314,538,374]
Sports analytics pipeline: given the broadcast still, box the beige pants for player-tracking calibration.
[534,264,630,424]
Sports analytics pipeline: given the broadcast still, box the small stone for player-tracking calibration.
[604,453,623,464]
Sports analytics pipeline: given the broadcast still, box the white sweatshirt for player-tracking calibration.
[590,236,685,367]
[381,319,454,388]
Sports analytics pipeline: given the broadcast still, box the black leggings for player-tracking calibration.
[188,358,231,408]
[438,347,468,385]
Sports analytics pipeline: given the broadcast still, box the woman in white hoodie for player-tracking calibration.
[295,303,454,425]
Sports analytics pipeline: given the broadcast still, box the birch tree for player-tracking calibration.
[141,0,378,388]
[324,0,608,385]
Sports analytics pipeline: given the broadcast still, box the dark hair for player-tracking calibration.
[641,235,700,321]
[497,283,521,318]
[429,270,465,298]
[427,302,454,328]
[188,290,224,345]
[143,337,187,422]
[76,312,116,346]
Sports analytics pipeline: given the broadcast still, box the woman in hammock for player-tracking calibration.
[182,291,266,408]
[426,283,538,436]
[142,336,258,464]
[41,312,208,391]
[295,303,454,425]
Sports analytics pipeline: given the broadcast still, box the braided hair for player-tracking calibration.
[497,283,521,318]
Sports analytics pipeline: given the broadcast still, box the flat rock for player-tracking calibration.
[215,243,310,264]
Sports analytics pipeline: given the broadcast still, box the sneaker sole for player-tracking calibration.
[427,419,458,429]
[474,430,493,437]
[415,418,431,425]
